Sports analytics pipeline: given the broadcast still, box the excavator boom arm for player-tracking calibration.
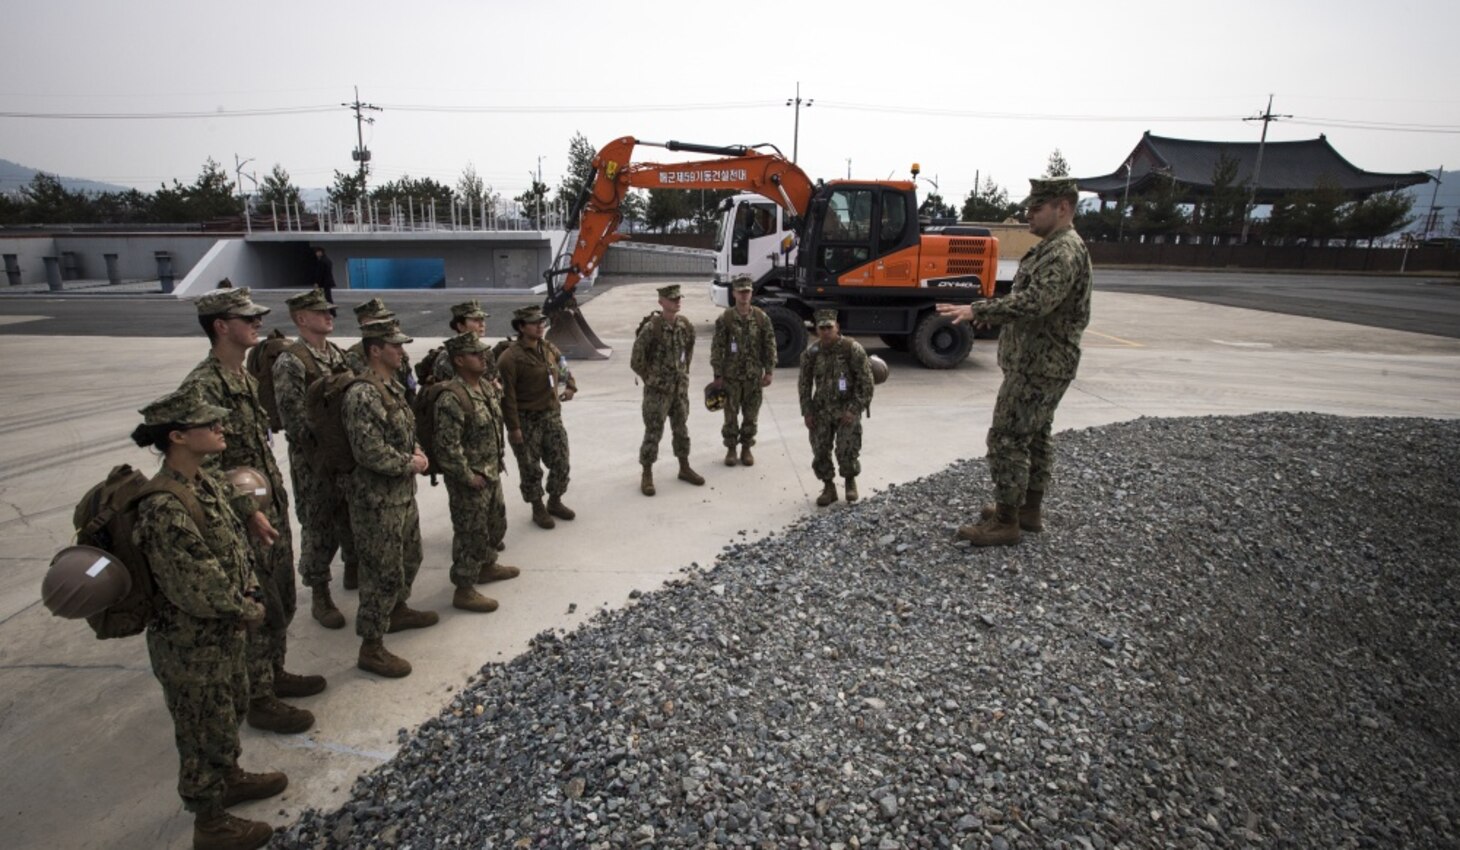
[546,136,816,309]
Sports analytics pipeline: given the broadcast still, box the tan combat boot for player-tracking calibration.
[386,602,439,633]
[641,464,656,496]
[959,503,1023,547]
[531,499,555,529]
[740,444,755,466]
[357,638,411,678]
[221,766,288,809]
[815,480,838,507]
[844,478,859,503]
[978,489,1044,532]
[246,695,314,734]
[476,563,520,583]
[272,667,326,698]
[547,495,576,520]
[193,809,273,850]
[677,457,705,486]
[724,447,738,467]
[342,561,359,591]
[310,585,345,630]
[453,586,499,613]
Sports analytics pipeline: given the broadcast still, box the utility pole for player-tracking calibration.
[1117,156,1134,242]
[1239,94,1291,244]
[233,154,256,222]
[342,85,382,199]
[786,82,814,164]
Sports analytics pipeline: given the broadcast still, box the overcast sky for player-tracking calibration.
[2,0,1457,208]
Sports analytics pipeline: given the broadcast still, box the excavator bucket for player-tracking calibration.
[546,303,612,361]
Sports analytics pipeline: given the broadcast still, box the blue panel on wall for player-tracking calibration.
[346,258,446,290]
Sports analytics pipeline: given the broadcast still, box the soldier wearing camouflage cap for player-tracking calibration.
[798,309,875,506]
[274,288,358,629]
[128,385,289,849]
[427,298,502,388]
[345,318,436,678]
[936,176,1092,546]
[184,285,321,734]
[432,332,520,614]
[631,284,704,495]
[344,298,417,404]
[711,274,777,468]
[499,304,579,528]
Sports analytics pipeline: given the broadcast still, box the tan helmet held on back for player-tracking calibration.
[226,467,271,511]
[868,354,890,385]
[42,545,134,619]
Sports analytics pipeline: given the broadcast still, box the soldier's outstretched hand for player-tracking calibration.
[936,302,975,324]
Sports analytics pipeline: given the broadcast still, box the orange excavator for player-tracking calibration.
[543,137,999,368]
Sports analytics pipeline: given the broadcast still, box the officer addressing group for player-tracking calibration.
[498,305,578,529]
[344,319,437,678]
[431,331,520,614]
[935,176,1093,547]
[798,309,875,507]
[710,275,777,468]
[270,287,357,629]
[631,284,704,496]
[184,286,320,734]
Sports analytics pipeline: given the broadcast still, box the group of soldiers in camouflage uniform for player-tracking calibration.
[122,174,1089,850]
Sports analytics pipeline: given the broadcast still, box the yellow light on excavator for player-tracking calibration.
[911,163,921,178]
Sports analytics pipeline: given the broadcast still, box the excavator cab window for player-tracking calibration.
[878,190,910,252]
[815,188,874,276]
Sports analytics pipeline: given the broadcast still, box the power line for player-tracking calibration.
[0,105,337,119]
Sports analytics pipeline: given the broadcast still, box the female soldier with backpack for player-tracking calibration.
[129,386,288,850]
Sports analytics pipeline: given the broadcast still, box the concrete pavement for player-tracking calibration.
[1,281,1458,848]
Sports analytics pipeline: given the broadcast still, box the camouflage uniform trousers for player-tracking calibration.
[720,378,764,449]
[986,371,1071,506]
[348,494,423,640]
[639,380,692,465]
[289,445,357,589]
[445,476,503,588]
[247,491,294,695]
[510,409,570,502]
[147,629,248,813]
[809,414,862,482]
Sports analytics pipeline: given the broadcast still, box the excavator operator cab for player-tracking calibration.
[800,185,919,285]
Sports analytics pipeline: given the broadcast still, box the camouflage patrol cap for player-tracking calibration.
[353,297,396,322]
[450,299,488,321]
[360,319,413,344]
[1021,177,1080,208]
[814,309,839,328]
[286,287,335,313]
[445,331,490,357]
[195,286,270,318]
[139,386,231,427]
[731,275,755,292]
[511,305,548,329]
[657,284,683,300]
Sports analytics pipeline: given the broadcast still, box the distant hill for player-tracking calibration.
[0,158,131,196]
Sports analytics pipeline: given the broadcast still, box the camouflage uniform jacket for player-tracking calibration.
[433,377,504,485]
[342,376,419,507]
[710,307,775,382]
[346,342,417,402]
[970,225,1092,380]
[273,340,348,451]
[631,313,696,392]
[180,354,286,507]
[498,338,576,431]
[798,336,874,418]
[134,466,259,648]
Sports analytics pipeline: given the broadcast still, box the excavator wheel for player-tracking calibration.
[765,305,807,368]
[911,311,973,369]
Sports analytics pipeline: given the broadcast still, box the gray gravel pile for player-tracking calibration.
[276,413,1460,850]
